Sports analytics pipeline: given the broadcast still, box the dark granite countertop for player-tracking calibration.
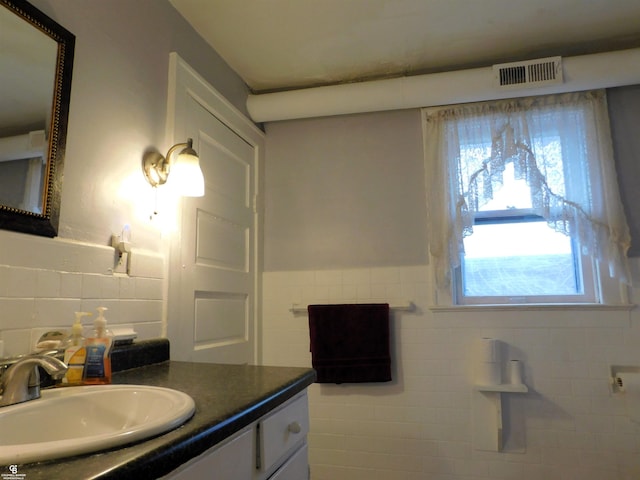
[15,359,316,479]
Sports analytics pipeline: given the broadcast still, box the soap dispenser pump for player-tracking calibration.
[83,307,114,384]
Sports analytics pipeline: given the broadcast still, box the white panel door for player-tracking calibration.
[184,102,254,364]
[167,54,263,364]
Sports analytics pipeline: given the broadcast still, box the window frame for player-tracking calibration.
[423,92,631,308]
[450,118,599,305]
[454,209,598,305]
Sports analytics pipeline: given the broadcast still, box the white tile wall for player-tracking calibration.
[0,233,165,358]
[262,264,640,480]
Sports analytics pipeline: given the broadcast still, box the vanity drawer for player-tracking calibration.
[258,392,309,475]
[268,443,308,480]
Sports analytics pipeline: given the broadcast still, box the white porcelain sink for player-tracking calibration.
[0,384,195,464]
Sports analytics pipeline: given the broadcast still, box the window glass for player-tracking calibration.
[462,220,581,298]
[459,159,582,298]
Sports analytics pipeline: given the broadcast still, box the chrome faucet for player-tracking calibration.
[0,355,68,407]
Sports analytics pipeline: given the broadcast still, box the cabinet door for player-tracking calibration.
[165,426,254,479]
[268,444,308,480]
[259,393,309,475]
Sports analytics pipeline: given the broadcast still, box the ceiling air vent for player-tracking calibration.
[493,56,563,89]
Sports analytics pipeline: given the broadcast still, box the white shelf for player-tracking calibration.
[473,383,529,452]
[475,383,528,393]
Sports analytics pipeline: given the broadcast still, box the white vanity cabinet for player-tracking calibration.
[165,391,309,480]
[257,392,309,480]
[166,425,255,479]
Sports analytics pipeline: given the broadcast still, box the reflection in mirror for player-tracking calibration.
[0,0,74,236]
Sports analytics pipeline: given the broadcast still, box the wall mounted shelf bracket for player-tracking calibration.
[473,383,528,452]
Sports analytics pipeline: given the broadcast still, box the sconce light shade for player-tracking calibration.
[169,147,205,197]
[142,138,205,197]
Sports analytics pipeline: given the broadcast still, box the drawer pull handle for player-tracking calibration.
[288,421,302,434]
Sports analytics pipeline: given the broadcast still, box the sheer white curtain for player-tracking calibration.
[423,90,631,289]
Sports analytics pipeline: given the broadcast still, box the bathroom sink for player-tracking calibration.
[0,384,196,464]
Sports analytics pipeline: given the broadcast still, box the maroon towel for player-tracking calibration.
[308,304,391,384]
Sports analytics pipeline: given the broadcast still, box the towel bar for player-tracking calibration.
[289,301,414,314]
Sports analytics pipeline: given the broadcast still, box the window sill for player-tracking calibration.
[428,303,636,313]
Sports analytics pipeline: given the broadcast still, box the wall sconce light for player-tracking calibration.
[142,138,205,197]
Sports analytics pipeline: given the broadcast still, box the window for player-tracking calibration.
[423,90,630,305]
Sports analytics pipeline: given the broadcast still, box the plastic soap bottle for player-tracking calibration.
[83,307,114,384]
[61,311,91,386]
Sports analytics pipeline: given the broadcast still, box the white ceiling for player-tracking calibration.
[170,0,640,93]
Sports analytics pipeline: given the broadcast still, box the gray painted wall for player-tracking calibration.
[13,0,249,249]
[31,0,249,118]
[609,85,640,257]
[265,86,640,271]
[264,109,427,271]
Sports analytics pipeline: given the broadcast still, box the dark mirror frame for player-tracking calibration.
[0,0,74,237]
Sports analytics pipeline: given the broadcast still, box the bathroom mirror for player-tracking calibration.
[0,0,74,237]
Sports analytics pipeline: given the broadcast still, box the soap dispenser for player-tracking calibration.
[83,307,114,384]
[61,311,91,386]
